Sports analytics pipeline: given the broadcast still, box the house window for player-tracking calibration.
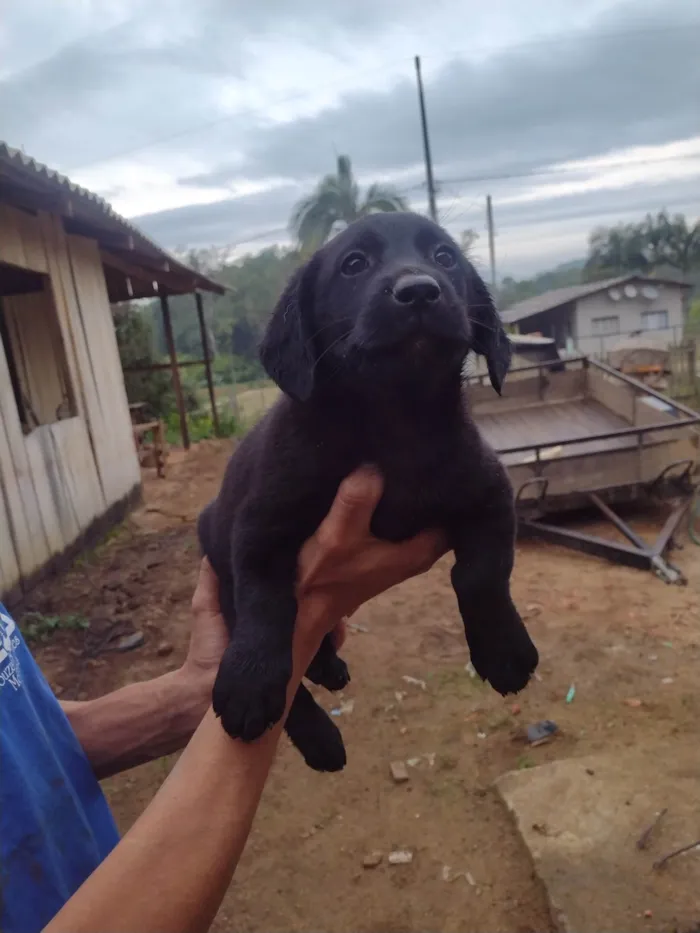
[641,310,669,331]
[0,262,76,434]
[591,315,620,336]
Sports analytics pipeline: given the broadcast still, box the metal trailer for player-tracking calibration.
[467,356,700,583]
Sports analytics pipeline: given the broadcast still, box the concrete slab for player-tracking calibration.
[495,748,700,933]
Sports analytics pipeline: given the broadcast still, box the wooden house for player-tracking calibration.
[0,142,223,606]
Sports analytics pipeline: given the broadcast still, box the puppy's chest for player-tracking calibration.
[368,452,458,543]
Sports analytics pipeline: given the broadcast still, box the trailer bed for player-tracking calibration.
[467,356,700,581]
[477,399,635,466]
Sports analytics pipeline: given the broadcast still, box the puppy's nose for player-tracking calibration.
[392,273,441,305]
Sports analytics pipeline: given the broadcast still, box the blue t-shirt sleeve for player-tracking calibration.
[0,604,120,933]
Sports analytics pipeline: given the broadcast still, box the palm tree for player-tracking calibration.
[584,211,700,280]
[290,155,408,253]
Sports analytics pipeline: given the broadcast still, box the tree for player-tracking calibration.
[459,229,479,255]
[585,211,700,279]
[687,297,700,337]
[290,155,408,253]
[113,304,197,418]
[498,260,585,309]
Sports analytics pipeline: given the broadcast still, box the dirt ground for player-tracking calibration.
[23,440,700,933]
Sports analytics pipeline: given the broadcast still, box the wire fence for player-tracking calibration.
[573,325,687,359]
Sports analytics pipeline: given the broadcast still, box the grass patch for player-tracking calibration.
[73,522,129,569]
[165,408,240,445]
[19,611,89,644]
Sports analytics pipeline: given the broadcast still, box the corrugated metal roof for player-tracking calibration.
[0,142,225,299]
[500,273,690,325]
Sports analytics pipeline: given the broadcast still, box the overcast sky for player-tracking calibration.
[2,0,699,278]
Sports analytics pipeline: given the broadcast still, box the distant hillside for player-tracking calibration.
[498,259,586,310]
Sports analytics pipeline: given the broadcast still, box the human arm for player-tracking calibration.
[44,467,446,933]
[59,670,212,781]
[46,584,330,933]
[59,598,229,780]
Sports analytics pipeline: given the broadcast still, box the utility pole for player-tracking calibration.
[414,55,437,222]
[486,194,497,290]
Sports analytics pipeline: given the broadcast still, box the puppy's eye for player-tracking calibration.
[341,251,369,276]
[434,245,457,269]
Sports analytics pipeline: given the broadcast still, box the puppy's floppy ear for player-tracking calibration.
[470,275,511,395]
[259,257,319,402]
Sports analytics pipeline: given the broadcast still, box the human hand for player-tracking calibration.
[295,466,447,660]
[183,467,446,696]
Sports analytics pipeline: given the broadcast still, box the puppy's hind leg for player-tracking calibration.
[305,633,351,692]
[285,683,347,772]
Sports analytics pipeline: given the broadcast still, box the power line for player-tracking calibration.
[398,151,700,194]
[174,152,698,253]
[171,225,290,256]
[62,20,700,175]
[140,149,698,253]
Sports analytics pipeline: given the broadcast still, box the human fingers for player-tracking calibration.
[317,466,384,548]
[331,620,347,652]
[397,529,449,576]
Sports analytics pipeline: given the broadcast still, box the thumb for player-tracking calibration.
[324,466,384,543]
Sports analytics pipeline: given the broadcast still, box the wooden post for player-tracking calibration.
[195,291,220,436]
[160,293,190,449]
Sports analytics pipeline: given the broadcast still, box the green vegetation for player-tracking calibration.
[687,297,700,337]
[73,523,128,569]
[585,210,700,279]
[498,259,585,309]
[498,210,700,338]
[164,408,239,446]
[19,611,89,644]
[290,155,408,254]
[112,159,699,444]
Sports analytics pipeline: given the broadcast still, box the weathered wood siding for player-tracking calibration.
[0,205,140,600]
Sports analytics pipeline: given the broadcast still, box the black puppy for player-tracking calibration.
[198,211,539,772]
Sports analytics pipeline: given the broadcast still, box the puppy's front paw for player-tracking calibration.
[467,614,538,696]
[212,642,291,741]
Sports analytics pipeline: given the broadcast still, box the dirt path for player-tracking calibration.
[25,441,700,933]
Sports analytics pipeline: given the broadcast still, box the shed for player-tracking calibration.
[0,142,224,605]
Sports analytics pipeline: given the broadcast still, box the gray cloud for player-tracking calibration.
[0,24,237,171]
[193,0,700,190]
[132,170,700,274]
[0,0,436,171]
[134,183,303,248]
[3,0,699,276]
[495,176,700,231]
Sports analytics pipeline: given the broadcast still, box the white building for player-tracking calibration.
[501,274,691,357]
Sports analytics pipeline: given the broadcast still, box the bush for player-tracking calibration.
[164,408,239,446]
[114,305,201,419]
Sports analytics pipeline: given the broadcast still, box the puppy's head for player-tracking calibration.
[260,211,510,402]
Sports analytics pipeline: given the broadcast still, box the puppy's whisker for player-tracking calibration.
[307,319,353,342]
[470,319,501,335]
[313,329,353,369]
